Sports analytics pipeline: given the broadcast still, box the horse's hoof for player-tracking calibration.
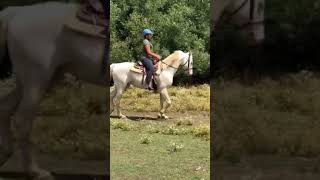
[0,146,13,166]
[119,114,127,119]
[33,169,55,180]
[157,113,169,120]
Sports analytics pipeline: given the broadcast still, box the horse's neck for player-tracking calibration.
[161,62,178,75]
[163,54,181,66]
[160,54,182,75]
[163,59,180,68]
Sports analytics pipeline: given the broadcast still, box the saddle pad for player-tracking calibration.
[129,66,143,73]
[63,5,106,39]
[129,64,161,75]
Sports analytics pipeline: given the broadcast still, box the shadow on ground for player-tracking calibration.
[110,115,166,121]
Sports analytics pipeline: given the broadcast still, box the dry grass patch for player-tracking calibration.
[214,72,320,160]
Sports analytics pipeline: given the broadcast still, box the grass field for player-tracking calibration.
[111,130,209,180]
[110,85,210,179]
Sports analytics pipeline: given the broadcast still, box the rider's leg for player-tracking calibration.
[141,58,154,89]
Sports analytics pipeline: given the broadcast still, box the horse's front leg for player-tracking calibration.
[158,88,171,120]
[110,86,116,114]
[0,87,21,166]
[12,77,53,180]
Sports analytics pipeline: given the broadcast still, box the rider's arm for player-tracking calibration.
[144,45,160,60]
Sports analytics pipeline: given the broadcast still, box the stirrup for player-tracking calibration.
[144,82,154,90]
[146,86,154,90]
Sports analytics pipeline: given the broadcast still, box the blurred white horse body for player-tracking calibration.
[110,50,193,119]
[0,2,108,179]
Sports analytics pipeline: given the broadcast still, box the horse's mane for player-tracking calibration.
[162,50,182,64]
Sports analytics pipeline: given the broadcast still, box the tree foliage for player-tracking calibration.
[213,0,320,78]
[0,0,210,83]
[111,0,210,84]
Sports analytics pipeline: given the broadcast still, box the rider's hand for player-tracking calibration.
[155,55,161,60]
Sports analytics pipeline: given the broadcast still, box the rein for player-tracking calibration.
[159,52,192,72]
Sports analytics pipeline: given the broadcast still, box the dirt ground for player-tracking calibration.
[0,151,107,179]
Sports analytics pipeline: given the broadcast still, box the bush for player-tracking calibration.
[213,0,320,78]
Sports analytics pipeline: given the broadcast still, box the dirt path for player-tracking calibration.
[111,111,210,124]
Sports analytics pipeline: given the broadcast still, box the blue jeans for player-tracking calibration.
[141,57,154,86]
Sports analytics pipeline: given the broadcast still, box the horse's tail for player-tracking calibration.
[0,7,19,78]
[0,7,18,64]
[110,64,114,86]
[0,8,11,65]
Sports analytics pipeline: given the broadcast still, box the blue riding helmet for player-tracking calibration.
[143,29,153,36]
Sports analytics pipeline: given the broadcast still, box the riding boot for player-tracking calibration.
[145,75,154,90]
[144,81,154,90]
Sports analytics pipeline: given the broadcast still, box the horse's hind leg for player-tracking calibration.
[12,76,53,179]
[0,86,22,166]
[113,85,126,119]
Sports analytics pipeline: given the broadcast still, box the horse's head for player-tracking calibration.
[161,51,193,75]
[212,0,265,46]
[182,52,193,76]
[227,0,265,46]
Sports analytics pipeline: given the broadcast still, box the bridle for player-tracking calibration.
[160,52,192,72]
[220,0,264,29]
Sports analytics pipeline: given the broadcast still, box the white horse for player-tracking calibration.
[110,50,193,119]
[0,2,109,179]
[211,0,265,45]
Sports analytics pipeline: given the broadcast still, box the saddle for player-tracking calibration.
[129,59,161,91]
[63,1,107,38]
[130,60,161,75]
[77,0,108,27]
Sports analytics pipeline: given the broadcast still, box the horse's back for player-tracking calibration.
[8,2,77,37]
[110,62,134,75]
[6,2,78,66]
[111,62,134,68]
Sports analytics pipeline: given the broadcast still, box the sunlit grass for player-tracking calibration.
[120,84,209,112]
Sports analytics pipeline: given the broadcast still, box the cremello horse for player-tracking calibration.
[211,0,265,46]
[0,2,109,179]
[110,50,193,119]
